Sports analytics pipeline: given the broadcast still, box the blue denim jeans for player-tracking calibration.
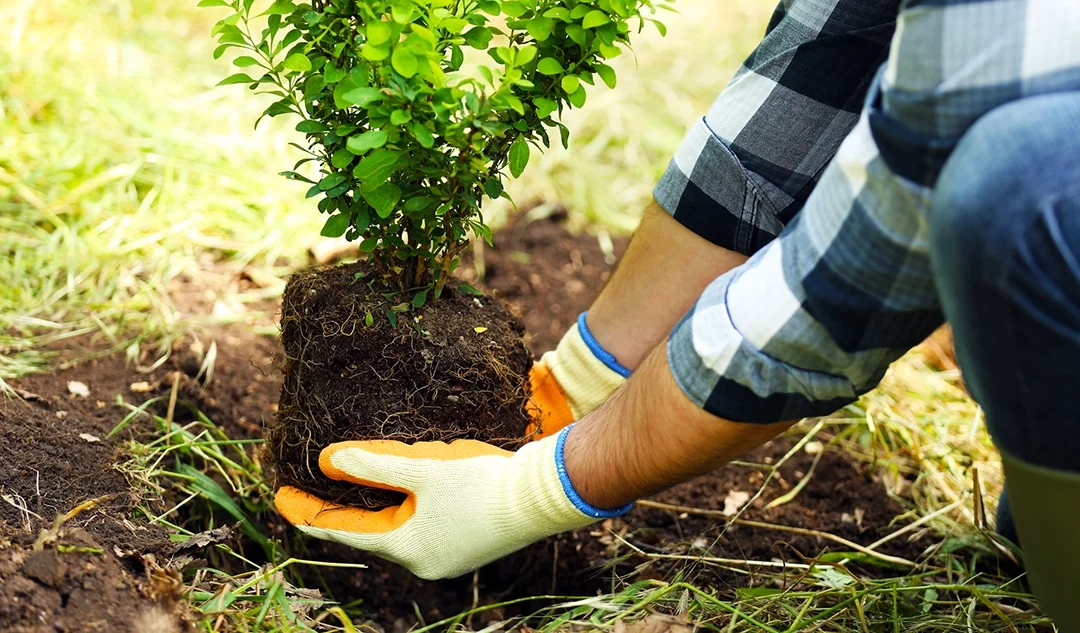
[929,92,1080,541]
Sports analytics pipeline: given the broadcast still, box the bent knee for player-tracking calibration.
[929,92,1080,270]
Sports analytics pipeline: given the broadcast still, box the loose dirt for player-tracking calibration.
[2,212,931,630]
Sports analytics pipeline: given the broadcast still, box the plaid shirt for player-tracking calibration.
[661,0,1080,423]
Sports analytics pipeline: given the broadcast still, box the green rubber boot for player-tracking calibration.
[1002,451,1080,632]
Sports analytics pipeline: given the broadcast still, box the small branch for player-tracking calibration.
[636,499,919,568]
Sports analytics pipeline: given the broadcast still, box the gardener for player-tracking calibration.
[276,0,1080,626]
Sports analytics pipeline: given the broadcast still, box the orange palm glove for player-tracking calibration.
[526,313,630,439]
[274,427,633,579]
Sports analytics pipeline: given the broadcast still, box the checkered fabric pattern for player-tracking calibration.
[654,0,900,256]
[666,0,1080,423]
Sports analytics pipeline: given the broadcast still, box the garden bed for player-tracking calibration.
[0,214,928,631]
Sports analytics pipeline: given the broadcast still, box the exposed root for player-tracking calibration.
[267,261,533,508]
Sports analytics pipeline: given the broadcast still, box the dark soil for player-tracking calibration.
[459,208,627,355]
[270,260,534,509]
[1,213,938,630]
[0,396,184,632]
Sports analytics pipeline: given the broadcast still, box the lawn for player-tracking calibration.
[0,0,1047,631]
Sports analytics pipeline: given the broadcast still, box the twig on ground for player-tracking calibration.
[636,500,918,568]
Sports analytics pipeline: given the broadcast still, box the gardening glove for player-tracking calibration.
[527,313,630,439]
[274,426,633,580]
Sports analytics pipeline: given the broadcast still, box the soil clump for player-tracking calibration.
[270,260,534,509]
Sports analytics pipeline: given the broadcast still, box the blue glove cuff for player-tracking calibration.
[577,313,631,378]
[554,425,635,519]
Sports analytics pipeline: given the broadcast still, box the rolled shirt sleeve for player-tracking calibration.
[667,0,1080,423]
[654,0,899,256]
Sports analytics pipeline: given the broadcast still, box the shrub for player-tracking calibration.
[203,0,668,297]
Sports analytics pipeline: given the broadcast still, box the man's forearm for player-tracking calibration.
[585,201,748,371]
[563,342,795,509]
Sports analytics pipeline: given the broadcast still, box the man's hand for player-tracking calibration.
[274,429,630,580]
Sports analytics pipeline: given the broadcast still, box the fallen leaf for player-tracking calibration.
[129,381,153,393]
[67,381,90,397]
[11,388,43,402]
[169,522,239,556]
[722,490,751,516]
[615,613,693,633]
[473,326,488,333]
[79,433,101,443]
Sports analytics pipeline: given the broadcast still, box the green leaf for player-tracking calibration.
[353,206,370,233]
[353,149,406,187]
[232,56,261,67]
[404,196,434,212]
[598,42,621,58]
[360,237,379,252]
[296,120,329,133]
[582,10,608,28]
[366,21,392,45]
[331,148,354,169]
[386,309,398,327]
[324,64,347,83]
[350,66,370,86]
[536,57,563,75]
[508,136,530,178]
[501,1,527,17]
[391,2,414,23]
[411,289,428,308]
[365,311,374,326]
[411,123,435,148]
[362,182,402,218]
[341,86,381,107]
[216,72,255,86]
[561,75,580,94]
[535,97,557,118]
[318,173,347,190]
[261,0,295,16]
[198,0,229,6]
[543,7,571,21]
[458,283,484,296]
[390,109,412,125]
[463,26,493,49]
[478,0,500,14]
[391,46,418,78]
[346,129,389,154]
[362,44,390,61]
[515,44,537,65]
[320,213,350,237]
[504,94,524,115]
[525,17,554,41]
[596,64,616,88]
[282,53,311,72]
[566,83,586,107]
[441,18,468,33]
[565,23,586,45]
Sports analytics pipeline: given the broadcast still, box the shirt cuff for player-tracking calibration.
[653,117,786,257]
[666,269,861,424]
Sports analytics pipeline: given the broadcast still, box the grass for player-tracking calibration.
[1,0,1048,630]
[109,374,1045,632]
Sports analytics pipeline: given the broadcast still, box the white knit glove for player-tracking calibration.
[528,313,630,439]
[274,426,632,580]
